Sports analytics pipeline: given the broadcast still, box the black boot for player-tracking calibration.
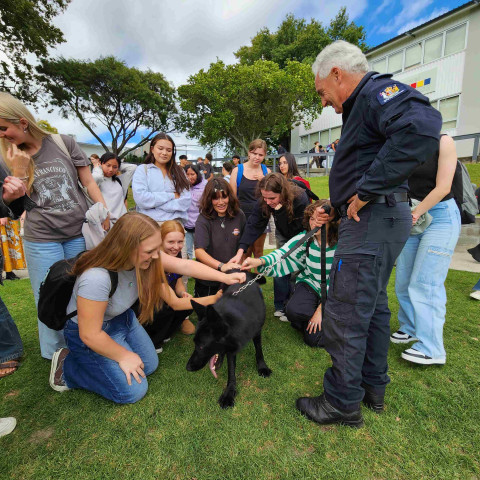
[361,382,385,413]
[5,272,19,281]
[467,244,480,263]
[296,393,364,428]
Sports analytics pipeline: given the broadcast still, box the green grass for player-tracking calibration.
[1,271,479,480]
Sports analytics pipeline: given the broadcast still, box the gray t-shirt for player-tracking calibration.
[24,134,90,242]
[66,268,138,323]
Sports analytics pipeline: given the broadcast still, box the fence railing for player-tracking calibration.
[452,132,480,162]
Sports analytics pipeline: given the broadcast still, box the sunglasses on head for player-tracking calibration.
[213,188,228,199]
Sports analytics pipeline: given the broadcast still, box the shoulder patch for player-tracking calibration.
[376,84,407,105]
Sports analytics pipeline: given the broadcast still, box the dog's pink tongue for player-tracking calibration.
[209,355,218,379]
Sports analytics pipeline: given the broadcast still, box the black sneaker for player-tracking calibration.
[5,272,20,281]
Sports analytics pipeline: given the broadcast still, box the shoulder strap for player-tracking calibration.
[261,163,268,175]
[50,134,70,158]
[113,176,122,186]
[237,164,244,188]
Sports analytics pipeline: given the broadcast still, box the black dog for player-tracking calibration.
[186,275,272,408]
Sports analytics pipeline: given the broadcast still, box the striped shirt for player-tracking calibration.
[258,231,336,298]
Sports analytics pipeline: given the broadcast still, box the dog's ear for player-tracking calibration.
[191,300,207,319]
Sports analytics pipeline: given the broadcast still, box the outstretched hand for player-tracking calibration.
[241,257,262,270]
[223,272,246,285]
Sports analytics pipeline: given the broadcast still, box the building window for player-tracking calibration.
[320,130,329,148]
[439,96,459,131]
[405,44,421,70]
[300,135,309,153]
[445,24,467,56]
[388,51,403,74]
[424,34,443,63]
[372,58,387,74]
[330,126,342,143]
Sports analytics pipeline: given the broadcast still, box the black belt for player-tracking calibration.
[337,193,409,217]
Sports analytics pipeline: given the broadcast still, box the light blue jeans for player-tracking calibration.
[63,309,158,404]
[395,199,460,360]
[23,236,86,359]
[185,231,195,259]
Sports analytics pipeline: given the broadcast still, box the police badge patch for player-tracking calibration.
[377,84,406,105]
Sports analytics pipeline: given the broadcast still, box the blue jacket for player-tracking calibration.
[329,72,442,207]
[132,163,191,223]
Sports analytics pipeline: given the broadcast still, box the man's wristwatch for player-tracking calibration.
[217,262,224,271]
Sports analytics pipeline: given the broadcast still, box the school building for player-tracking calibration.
[290,0,480,159]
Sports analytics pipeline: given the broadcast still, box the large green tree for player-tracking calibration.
[0,0,70,102]
[36,56,177,158]
[235,8,367,68]
[177,59,322,153]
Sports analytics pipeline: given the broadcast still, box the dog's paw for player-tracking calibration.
[218,392,236,409]
[258,366,272,378]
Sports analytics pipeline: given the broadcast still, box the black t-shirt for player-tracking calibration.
[200,162,213,179]
[408,139,453,202]
[195,210,246,263]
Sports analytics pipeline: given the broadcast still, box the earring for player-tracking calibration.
[23,128,27,133]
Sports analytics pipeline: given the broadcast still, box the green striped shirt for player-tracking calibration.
[258,231,336,298]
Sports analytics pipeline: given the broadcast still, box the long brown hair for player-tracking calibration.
[144,133,190,195]
[302,199,339,247]
[72,212,167,324]
[257,172,302,221]
[199,177,240,220]
[280,153,300,179]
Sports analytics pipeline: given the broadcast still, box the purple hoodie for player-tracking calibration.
[185,179,207,229]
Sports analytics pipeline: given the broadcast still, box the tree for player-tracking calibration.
[36,56,177,158]
[37,119,58,133]
[234,8,367,68]
[177,60,322,153]
[0,0,70,102]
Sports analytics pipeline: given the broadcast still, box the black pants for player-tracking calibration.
[143,306,192,349]
[286,282,324,347]
[194,280,221,298]
[322,202,411,412]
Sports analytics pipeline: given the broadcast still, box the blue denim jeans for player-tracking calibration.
[23,236,86,359]
[395,199,461,360]
[185,231,195,259]
[0,295,23,363]
[63,309,158,404]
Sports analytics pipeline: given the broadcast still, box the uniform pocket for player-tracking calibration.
[332,259,360,305]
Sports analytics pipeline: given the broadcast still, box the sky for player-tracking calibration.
[33,0,468,157]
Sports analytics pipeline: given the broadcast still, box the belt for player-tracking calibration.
[337,193,409,217]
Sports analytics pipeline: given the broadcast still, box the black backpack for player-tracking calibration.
[38,253,118,331]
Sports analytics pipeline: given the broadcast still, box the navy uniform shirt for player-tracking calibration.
[329,72,442,207]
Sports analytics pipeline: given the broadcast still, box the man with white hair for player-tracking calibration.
[296,40,442,427]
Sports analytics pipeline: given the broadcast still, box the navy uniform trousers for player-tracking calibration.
[322,201,411,412]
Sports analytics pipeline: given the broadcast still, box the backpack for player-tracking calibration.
[451,161,479,224]
[289,178,319,202]
[38,253,118,331]
[236,163,268,188]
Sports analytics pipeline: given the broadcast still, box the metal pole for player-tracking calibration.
[307,155,310,177]
[273,156,277,173]
[473,135,479,163]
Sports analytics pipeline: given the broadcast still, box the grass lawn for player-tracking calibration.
[1,269,479,480]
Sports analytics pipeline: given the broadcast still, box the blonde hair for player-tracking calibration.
[72,212,167,325]
[160,220,185,244]
[0,92,50,189]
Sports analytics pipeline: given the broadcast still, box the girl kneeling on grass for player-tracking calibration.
[242,200,337,347]
[49,212,245,404]
[143,220,195,350]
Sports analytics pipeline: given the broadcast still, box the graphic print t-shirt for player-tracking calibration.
[24,135,90,242]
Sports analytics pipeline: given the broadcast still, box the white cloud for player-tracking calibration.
[397,7,449,34]
[33,0,367,149]
[377,0,433,34]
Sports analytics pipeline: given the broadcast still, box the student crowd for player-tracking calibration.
[0,43,474,435]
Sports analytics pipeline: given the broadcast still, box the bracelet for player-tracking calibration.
[217,262,224,271]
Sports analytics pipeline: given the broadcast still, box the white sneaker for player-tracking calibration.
[155,347,163,354]
[390,330,418,344]
[49,348,71,392]
[163,338,171,343]
[279,315,289,322]
[470,290,480,300]
[0,417,16,437]
[274,310,285,317]
[401,348,445,365]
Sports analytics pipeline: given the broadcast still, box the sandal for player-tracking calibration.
[0,360,20,378]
